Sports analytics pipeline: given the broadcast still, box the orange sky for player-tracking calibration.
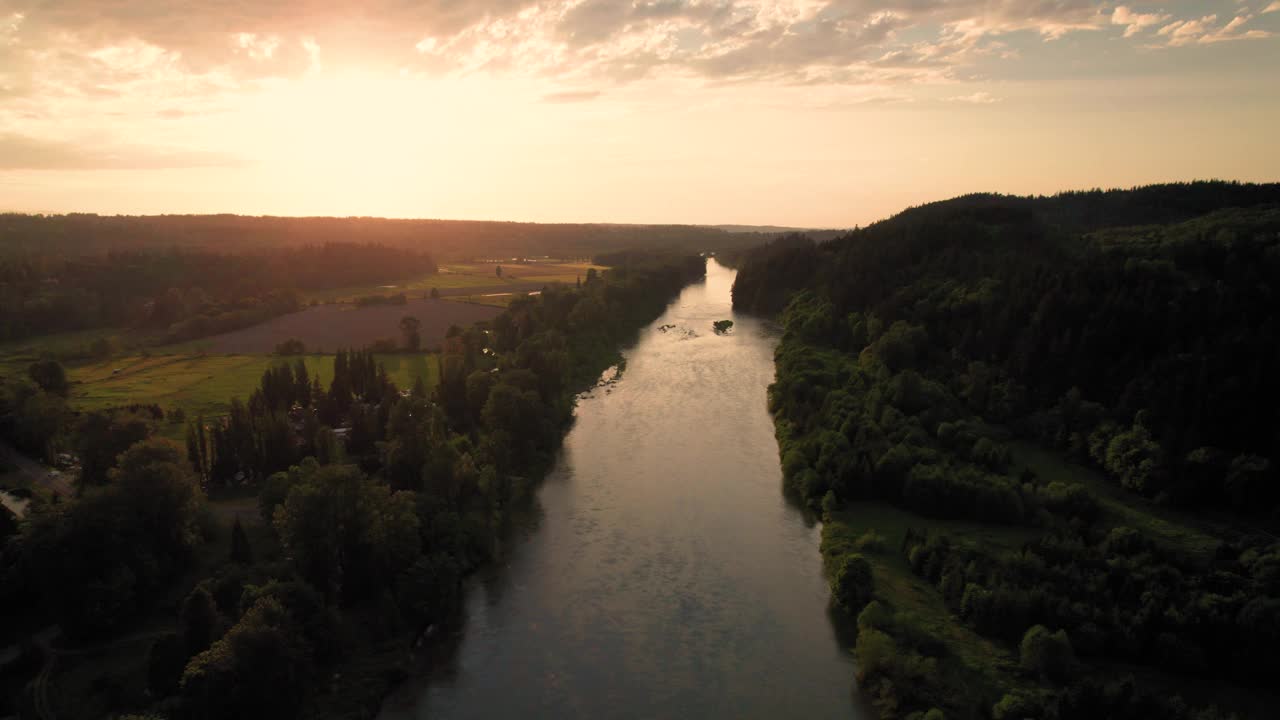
[1,1,1278,227]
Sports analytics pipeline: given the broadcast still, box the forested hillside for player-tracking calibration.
[732,181,1280,719]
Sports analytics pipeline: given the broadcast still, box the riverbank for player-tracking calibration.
[305,258,711,720]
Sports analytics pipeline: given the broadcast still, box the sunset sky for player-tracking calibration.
[1,1,1277,227]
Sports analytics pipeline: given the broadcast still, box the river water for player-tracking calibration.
[379,259,862,719]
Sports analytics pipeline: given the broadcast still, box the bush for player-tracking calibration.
[853,530,887,554]
[27,359,69,396]
[992,690,1049,720]
[1020,624,1074,681]
[832,553,874,613]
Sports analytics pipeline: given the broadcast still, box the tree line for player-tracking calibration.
[0,213,765,263]
[0,242,436,343]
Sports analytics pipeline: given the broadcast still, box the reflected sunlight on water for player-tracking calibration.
[380,259,862,720]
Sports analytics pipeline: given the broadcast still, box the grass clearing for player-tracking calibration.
[822,502,1036,706]
[1010,443,1228,563]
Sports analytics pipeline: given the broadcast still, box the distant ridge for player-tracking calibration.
[712,224,842,234]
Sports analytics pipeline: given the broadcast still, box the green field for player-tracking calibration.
[66,353,439,421]
[302,261,606,303]
[1,326,441,441]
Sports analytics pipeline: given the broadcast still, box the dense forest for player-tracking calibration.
[0,253,705,719]
[732,181,1280,719]
[0,214,773,260]
[0,243,437,343]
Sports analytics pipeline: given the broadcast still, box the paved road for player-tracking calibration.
[0,441,74,498]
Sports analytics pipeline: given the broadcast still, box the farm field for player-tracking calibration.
[191,297,501,354]
[68,352,440,423]
[442,292,523,308]
[302,261,605,303]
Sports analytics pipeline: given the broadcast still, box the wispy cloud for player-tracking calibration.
[1155,13,1271,47]
[946,91,1000,104]
[1112,6,1170,38]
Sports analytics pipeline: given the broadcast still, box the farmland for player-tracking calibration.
[192,297,501,354]
[67,353,439,421]
[0,296,471,433]
[0,329,441,438]
[302,261,605,303]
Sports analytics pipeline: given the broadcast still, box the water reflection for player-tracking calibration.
[380,259,863,720]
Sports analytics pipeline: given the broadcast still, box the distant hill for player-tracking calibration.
[713,224,848,242]
[713,224,826,233]
[0,213,770,261]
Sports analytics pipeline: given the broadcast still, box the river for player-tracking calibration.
[379,259,862,719]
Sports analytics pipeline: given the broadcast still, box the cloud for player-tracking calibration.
[0,0,1273,105]
[0,0,1148,97]
[1112,6,1170,37]
[1264,2,1280,14]
[1155,13,1271,46]
[0,132,241,170]
[946,91,1000,104]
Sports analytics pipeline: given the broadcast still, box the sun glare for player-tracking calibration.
[217,70,566,217]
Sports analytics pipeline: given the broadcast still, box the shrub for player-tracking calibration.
[1020,624,1074,681]
[832,553,874,613]
[853,530,887,554]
